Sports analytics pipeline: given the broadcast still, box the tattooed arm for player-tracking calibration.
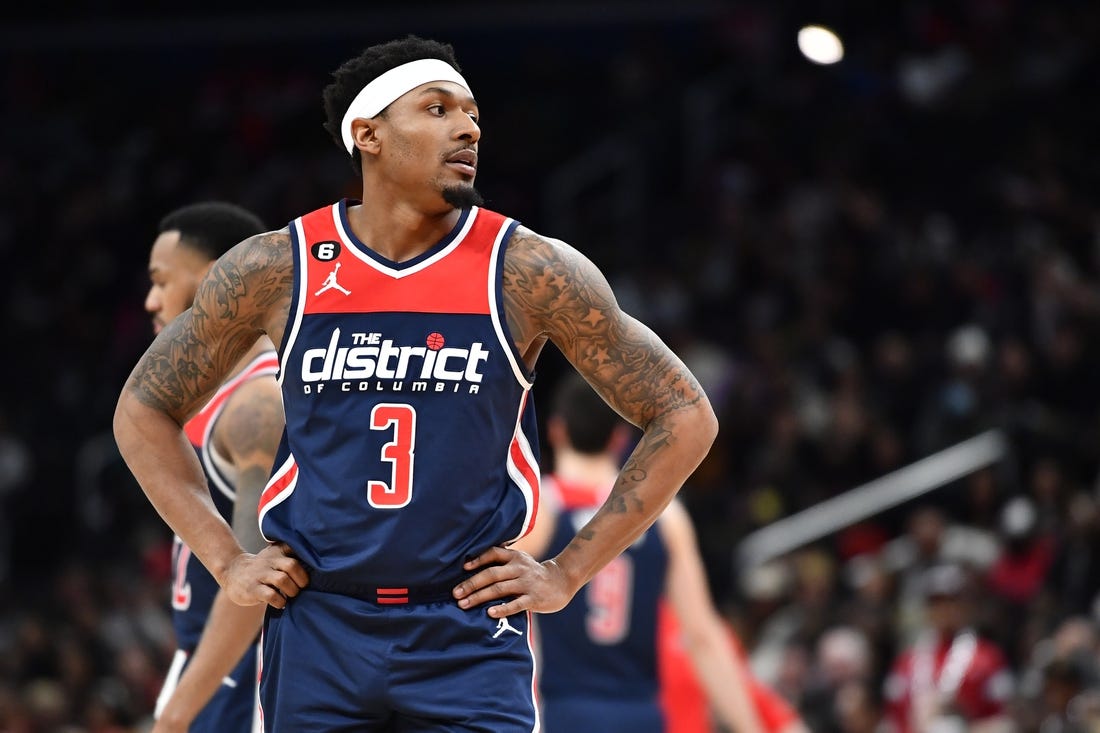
[113,230,308,609]
[152,367,284,733]
[453,227,718,617]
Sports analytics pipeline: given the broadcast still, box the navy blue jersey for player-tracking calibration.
[259,201,541,592]
[536,475,669,702]
[172,353,279,650]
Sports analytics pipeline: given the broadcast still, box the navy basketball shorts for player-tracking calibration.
[540,697,664,733]
[155,642,260,733]
[259,587,539,732]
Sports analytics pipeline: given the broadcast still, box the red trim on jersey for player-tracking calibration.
[183,354,280,446]
[300,206,510,316]
[258,460,298,515]
[510,439,540,526]
[551,476,607,510]
[508,392,540,539]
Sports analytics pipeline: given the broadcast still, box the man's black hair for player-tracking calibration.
[158,201,267,261]
[323,35,462,175]
[551,373,626,456]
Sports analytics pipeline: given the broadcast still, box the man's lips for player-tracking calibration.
[446,150,477,175]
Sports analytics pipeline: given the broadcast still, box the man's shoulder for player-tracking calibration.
[499,222,577,265]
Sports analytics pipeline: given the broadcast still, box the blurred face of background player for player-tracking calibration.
[368,81,483,211]
[144,230,213,335]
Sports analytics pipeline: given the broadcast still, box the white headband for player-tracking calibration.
[340,58,472,153]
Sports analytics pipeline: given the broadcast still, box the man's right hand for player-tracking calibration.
[223,542,309,608]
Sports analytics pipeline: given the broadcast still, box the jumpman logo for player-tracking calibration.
[315,262,351,296]
[492,615,523,638]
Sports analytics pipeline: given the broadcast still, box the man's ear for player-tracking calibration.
[546,415,568,450]
[351,117,382,157]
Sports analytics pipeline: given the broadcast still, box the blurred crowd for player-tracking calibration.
[2,0,1100,730]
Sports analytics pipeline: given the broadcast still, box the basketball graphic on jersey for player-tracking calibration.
[426,332,445,350]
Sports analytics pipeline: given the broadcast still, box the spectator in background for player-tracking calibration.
[1014,616,1100,732]
[879,504,999,643]
[833,680,887,733]
[800,625,877,732]
[1036,656,1100,733]
[882,563,1014,733]
[838,554,897,685]
[1046,492,1100,619]
[984,495,1056,665]
[752,548,842,678]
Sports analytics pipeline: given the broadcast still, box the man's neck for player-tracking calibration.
[553,449,621,498]
[348,190,461,263]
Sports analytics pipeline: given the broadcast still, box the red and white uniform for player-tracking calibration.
[883,629,1014,732]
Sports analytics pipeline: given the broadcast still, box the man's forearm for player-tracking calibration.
[552,402,717,589]
[114,393,245,583]
[157,591,266,727]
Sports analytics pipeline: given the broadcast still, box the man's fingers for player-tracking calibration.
[456,576,526,609]
[486,599,527,618]
[262,542,311,588]
[462,545,511,571]
[270,556,311,588]
[453,562,518,600]
[257,585,288,609]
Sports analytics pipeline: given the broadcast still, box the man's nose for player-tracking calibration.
[457,117,480,144]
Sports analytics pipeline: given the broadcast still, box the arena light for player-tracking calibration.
[798,24,844,65]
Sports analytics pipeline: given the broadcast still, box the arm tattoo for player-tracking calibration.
[127,231,293,421]
[502,228,705,428]
[503,226,712,541]
[503,228,708,531]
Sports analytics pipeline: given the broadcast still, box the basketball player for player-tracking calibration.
[114,35,717,731]
[514,374,805,733]
[143,202,283,733]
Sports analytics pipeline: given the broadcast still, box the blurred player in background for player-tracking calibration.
[658,610,809,733]
[143,202,282,733]
[515,373,805,733]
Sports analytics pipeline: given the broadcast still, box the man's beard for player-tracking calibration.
[442,184,484,209]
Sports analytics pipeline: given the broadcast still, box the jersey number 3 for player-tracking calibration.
[367,403,417,509]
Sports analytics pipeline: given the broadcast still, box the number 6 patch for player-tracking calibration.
[311,240,342,261]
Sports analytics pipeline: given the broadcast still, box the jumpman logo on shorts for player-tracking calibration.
[493,615,523,638]
[315,262,351,296]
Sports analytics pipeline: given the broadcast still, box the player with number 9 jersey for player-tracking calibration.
[535,475,669,732]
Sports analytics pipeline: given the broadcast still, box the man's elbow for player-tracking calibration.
[113,388,157,456]
[112,391,135,450]
[686,400,719,458]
